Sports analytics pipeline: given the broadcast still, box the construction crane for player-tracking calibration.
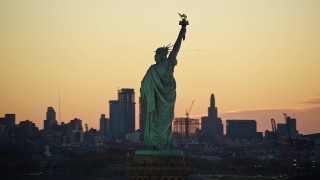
[271,118,281,146]
[271,118,278,143]
[186,100,195,119]
[185,100,195,140]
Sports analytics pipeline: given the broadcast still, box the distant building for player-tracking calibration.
[69,118,83,131]
[69,118,83,144]
[277,115,298,139]
[118,88,135,134]
[264,130,274,142]
[285,115,297,136]
[109,100,125,138]
[16,120,39,144]
[256,132,263,141]
[226,120,257,140]
[277,123,288,138]
[109,88,136,138]
[99,114,109,137]
[85,128,103,146]
[201,94,223,143]
[44,107,58,130]
[0,114,15,132]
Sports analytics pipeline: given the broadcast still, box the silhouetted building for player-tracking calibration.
[264,130,274,142]
[15,120,39,144]
[44,107,58,130]
[69,118,83,144]
[109,88,136,138]
[118,88,135,134]
[55,122,70,137]
[69,118,83,131]
[99,114,109,137]
[277,123,288,138]
[85,128,103,146]
[256,132,263,141]
[276,115,298,139]
[226,120,257,140]
[0,114,15,132]
[285,115,297,137]
[201,94,223,143]
[109,100,125,138]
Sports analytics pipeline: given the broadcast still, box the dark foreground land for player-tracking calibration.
[0,176,277,180]
[2,173,320,180]
[1,149,319,180]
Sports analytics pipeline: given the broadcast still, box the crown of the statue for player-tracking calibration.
[155,44,172,54]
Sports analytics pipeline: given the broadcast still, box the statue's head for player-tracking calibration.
[154,45,171,63]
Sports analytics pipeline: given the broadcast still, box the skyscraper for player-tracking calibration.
[118,88,136,134]
[109,88,136,138]
[44,107,58,130]
[99,114,109,137]
[109,100,125,138]
[201,94,223,143]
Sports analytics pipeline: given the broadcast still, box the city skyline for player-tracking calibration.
[0,92,314,136]
[1,0,320,134]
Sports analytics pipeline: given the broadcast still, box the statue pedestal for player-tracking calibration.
[125,150,193,180]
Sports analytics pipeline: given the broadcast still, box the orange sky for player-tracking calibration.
[1,0,319,134]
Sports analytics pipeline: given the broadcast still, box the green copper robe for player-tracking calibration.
[140,56,177,150]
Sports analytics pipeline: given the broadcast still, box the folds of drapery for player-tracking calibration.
[140,59,177,150]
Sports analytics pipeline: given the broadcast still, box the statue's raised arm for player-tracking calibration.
[169,13,188,59]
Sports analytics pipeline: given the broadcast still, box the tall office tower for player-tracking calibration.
[139,97,146,133]
[44,107,58,130]
[109,100,125,138]
[99,114,109,137]
[109,88,135,138]
[0,114,16,132]
[201,94,223,143]
[118,88,136,134]
[226,120,257,140]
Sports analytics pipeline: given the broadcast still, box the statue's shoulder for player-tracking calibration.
[148,64,157,71]
[144,64,155,77]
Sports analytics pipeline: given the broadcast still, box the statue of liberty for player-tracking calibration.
[140,14,188,151]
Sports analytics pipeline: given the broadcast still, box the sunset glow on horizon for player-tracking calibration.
[1,0,320,134]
